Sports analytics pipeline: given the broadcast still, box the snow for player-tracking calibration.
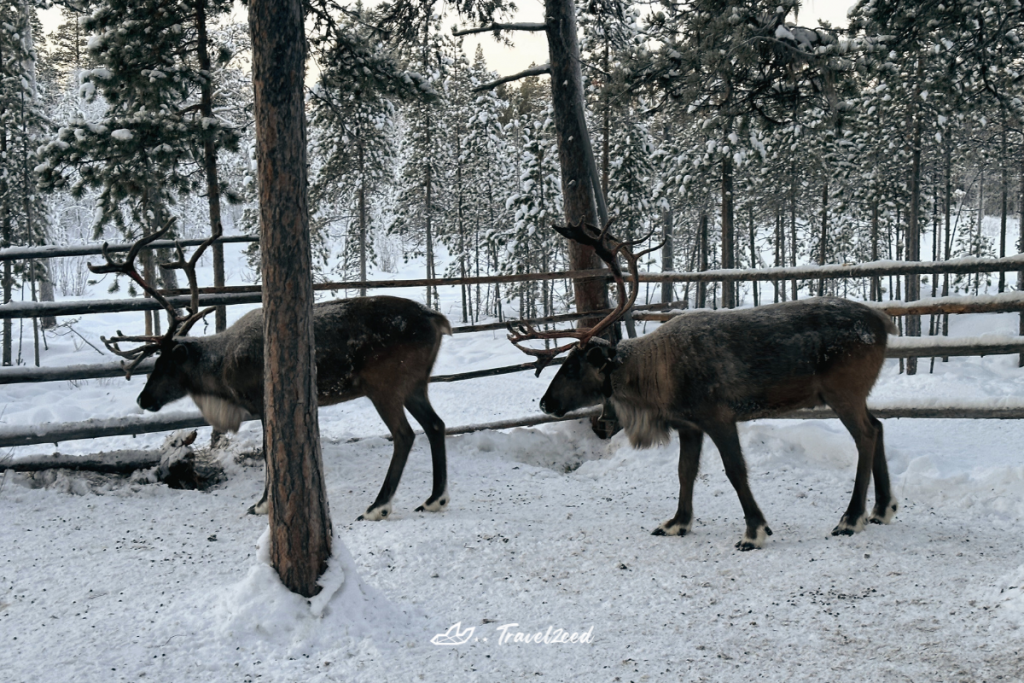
[2,241,1024,681]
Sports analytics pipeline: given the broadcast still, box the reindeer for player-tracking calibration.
[509,221,899,550]
[90,223,451,520]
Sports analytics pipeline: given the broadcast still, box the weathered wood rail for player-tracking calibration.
[2,246,1024,453]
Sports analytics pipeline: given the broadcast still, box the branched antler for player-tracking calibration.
[508,218,664,375]
[88,219,220,378]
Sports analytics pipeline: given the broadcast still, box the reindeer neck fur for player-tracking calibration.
[608,335,679,449]
[178,322,259,433]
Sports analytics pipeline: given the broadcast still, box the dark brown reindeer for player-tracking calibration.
[90,223,451,520]
[509,220,899,550]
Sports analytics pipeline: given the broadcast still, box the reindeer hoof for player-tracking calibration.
[735,525,771,550]
[869,498,899,525]
[416,490,449,513]
[652,519,691,537]
[358,503,392,521]
[247,500,268,516]
[832,513,866,536]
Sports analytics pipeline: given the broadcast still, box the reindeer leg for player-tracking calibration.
[705,421,771,550]
[653,424,703,537]
[359,393,415,521]
[404,383,448,513]
[830,402,878,536]
[247,416,269,515]
[867,412,898,525]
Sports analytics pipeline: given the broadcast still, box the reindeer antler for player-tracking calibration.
[88,219,219,378]
[508,218,664,375]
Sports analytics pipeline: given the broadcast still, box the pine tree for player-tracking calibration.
[36,0,242,333]
[387,6,451,310]
[1,2,51,363]
[308,4,418,295]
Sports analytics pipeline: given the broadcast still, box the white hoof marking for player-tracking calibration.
[360,502,392,521]
[420,488,449,512]
[871,497,899,524]
[654,518,692,536]
[738,525,769,550]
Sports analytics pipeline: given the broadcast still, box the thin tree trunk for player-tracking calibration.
[870,201,880,301]
[819,176,827,297]
[721,155,734,308]
[661,206,674,304]
[195,0,226,331]
[1019,136,1024,367]
[697,211,708,308]
[790,162,798,300]
[749,205,757,306]
[357,139,367,296]
[999,127,1008,293]
[905,96,922,376]
[249,0,332,598]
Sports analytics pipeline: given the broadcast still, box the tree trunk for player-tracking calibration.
[818,176,827,297]
[870,201,880,301]
[999,127,1008,294]
[196,0,227,331]
[905,98,922,376]
[249,0,332,598]
[357,139,367,297]
[789,161,798,300]
[545,0,609,328]
[943,137,952,345]
[721,155,735,308]
[1019,136,1024,367]
[661,206,674,304]
[697,211,708,308]
[749,204,757,306]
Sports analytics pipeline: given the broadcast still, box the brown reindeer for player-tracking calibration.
[90,223,451,520]
[509,220,899,550]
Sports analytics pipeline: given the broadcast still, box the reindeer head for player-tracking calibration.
[508,218,660,415]
[88,220,219,405]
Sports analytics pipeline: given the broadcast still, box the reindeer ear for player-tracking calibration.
[585,345,611,368]
[172,343,191,364]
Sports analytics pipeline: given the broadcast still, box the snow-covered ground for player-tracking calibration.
[2,233,1024,681]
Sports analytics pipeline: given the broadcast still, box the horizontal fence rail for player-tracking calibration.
[3,246,1024,453]
[5,402,1024,452]
[0,235,258,262]
[5,335,1024,386]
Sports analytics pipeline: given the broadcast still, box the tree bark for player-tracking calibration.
[818,176,827,297]
[697,211,708,308]
[545,0,609,327]
[999,126,1007,293]
[721,155,734,308]
[905,87,923,375]
[661,206,674,304]
[249,0,332,598]
[357,138,367,297]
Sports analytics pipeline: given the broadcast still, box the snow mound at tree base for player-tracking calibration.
[214,526,426,658]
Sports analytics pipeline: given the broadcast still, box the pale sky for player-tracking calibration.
[38,0,856,77]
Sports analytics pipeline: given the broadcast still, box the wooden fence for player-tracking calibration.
[2,241,1024,452]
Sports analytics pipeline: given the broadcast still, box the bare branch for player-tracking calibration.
[453,22,547,37]
[473,65,551,92]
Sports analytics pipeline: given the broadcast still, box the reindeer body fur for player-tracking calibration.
[538,297,899,550]
[608,297,897,448]
[138,295,452,518]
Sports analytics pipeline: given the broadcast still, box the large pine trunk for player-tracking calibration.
[545,0,609,327]
[249,0,332,598]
